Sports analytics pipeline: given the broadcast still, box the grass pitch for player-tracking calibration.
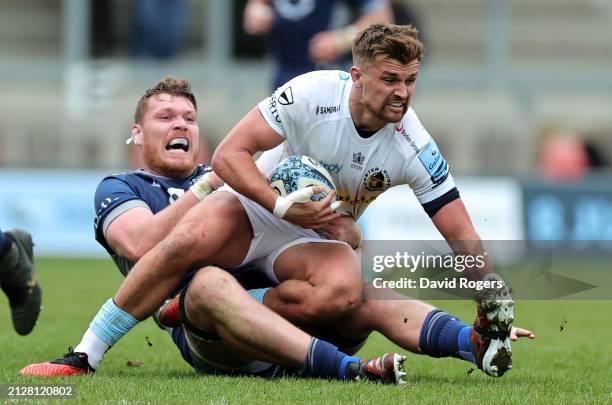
[0,258,610,404]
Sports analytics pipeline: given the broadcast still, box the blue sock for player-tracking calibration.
[457,325,475,363]
[89,298,139,346]
[247,288,270,304]
[419,309,473,362]
[302,338,359,380]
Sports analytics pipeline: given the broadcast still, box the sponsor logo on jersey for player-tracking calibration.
[339,72,350,81]
[278,87,294,105]
[319,161,343,174]
[268,93,281,124]
[363,167,391,192]
[98,197,119,211]
[351,152,365,170]
[315,104,341,116]
[395,121,419,153]
[99,197,112,210]
[418,140,449,187]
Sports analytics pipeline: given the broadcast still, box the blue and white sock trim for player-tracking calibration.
[90,298,139,347]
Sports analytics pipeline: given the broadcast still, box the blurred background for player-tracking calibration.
[0,0,611,256]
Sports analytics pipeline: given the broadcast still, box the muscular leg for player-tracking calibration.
[181,266,406,383]
[334,284,434,353]
[115,191,252,320]
[265,242,362,326]
[184,266,308,368]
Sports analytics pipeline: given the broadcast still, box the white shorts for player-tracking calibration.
[218,186,347,283]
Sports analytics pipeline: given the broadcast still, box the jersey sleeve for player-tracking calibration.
[401,109,457,206]
[257,73,317,144]
[93,177,149,249]
[258,86,291,138]
[255,143,295,178]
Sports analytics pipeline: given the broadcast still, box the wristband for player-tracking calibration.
[190,172,214,201]
[273,187,341,219]
[273,196,293,218]
[273,187,315,218]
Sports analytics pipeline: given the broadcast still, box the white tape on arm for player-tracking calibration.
[272,187,315,218]
[190,172,214,201]
[273,196,292,218]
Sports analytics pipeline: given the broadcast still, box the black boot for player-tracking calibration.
[0,229,42,335]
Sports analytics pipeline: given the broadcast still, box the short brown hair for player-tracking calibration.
[352,23,424,67]
[134,76,197,123]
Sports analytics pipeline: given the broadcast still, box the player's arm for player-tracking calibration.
[352,0,393,33]
[318,215,362,249]
[104,172,222,262]
[431,198,491,282]
[309,0,392,64]
[212,107,340,229]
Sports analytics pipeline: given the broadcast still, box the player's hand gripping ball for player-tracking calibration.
[269,155,340,218]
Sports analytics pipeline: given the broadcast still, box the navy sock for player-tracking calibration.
[302,338,359,380]
[419,309,473,361]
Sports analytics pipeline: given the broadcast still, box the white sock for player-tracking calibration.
[74,328,110,369]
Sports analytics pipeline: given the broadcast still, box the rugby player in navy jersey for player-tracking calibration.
[21,76,406,383]
[0,228,41,335]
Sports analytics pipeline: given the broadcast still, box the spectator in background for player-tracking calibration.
[243,0,392,89]
[584,138,609,169]
[131,0,187,59]
[539,132,590,181]
[0,228,41,335]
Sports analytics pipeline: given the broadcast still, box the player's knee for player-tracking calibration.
[188,266,237,314]
[326,281,361,316]
[308,277,362,321]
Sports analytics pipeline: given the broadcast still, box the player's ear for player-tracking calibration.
[350,66,362,88]
[131,124,143,146]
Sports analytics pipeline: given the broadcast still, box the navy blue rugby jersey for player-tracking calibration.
[94,165,210,278]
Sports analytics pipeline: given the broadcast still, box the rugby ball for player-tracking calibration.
[269,155,337,202]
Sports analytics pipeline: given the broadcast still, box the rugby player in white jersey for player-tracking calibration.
[210,23,532,376]
[24,24,534,379]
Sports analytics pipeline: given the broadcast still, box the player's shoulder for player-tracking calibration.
[393,107,432,154]
[99,169,149,188]
[94,170,145,204]
[280,70,350,105]
[290,70,351,86]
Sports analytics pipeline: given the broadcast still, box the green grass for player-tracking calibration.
[0,258,610,404]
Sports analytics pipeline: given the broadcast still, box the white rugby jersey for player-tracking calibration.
[257,70,456,220]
